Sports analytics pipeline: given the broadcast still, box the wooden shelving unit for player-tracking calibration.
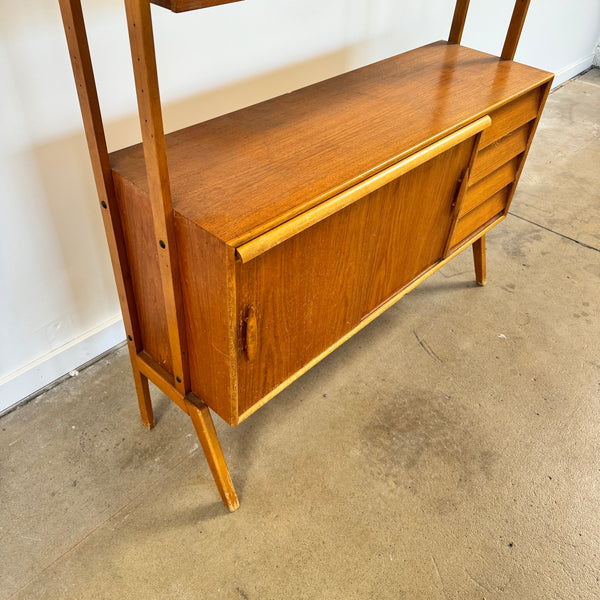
[59,0,553,511]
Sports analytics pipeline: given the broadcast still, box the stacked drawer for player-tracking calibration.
[449,86,546,249]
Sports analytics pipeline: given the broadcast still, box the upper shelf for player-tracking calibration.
[110,42,552,247]
[150,0,243,12]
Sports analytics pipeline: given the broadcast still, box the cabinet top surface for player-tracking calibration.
[110,42,552,246]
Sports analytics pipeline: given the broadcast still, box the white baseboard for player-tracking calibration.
[0,317,125,416]
[552,54,595,88]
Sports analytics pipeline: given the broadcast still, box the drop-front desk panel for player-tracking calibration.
[110,42,553,426]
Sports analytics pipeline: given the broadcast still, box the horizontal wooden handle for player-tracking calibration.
[235,115,491,263]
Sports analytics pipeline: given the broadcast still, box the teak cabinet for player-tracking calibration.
[59,0,553,511]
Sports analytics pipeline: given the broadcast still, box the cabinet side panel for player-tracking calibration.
[175,215,237,425]
[236,140,475,416]
[113,174,173,372]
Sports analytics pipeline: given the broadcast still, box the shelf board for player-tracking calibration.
[150,0,243,12]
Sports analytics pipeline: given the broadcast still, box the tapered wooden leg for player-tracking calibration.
[472,235,487,286]
[132,364,154,429]
[185,398,239,512]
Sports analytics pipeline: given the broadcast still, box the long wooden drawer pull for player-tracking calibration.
[243,305,258,361]
[235,115,492,263]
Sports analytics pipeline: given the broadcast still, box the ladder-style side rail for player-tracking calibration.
[448,0,532,59]
[58,0,154,428]
[124,0,189,398]
[123,0,239,510]
[59,0,238,511]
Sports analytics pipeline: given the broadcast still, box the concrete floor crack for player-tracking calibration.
[508,211,600,253]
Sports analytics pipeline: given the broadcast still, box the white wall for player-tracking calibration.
[1,0,599,414]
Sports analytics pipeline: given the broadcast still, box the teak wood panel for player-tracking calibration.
[470,122,531,184]
[114,175,173,372]
[462,155,521,215]
[108,62,551,427]
[110,43,552,246]
[235,140,475,418]
[451,81,550,246]
[479,87,541,149]
[115,131,480,426]
[451,187,511,248]
[175,215,239,424]
[235,116,490,263]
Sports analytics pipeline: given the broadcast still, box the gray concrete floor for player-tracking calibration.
[1,69,599,600]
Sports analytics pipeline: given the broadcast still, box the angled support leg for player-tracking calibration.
[131,367,154,429]
[472,235,487,286]
[185,397,239,512]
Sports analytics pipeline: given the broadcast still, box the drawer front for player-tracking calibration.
[235,140,476,416]
[479,87,542,149]
[451,186,510,247]
[451,83,548,250]
[462,156,520,216]
[471,123,531,185]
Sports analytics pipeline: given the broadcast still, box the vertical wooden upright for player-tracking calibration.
[448,0,532,285]
[502,0,532,60]
[123,0,239,512]
[124,0,189,398]
[58,0,154,429]
[450,0,531,55]
[59,0,239,512]
[448,0,470,44]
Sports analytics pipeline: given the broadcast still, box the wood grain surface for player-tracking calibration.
[175,213,239,424]
[448,0,470,44]
[479,86,541,149]
[471,123,531,184]
[59,0,155,428]
[502,0,532,60]
[235,140,476,415]
[451,187,510,247]
[235,116,490,263]
[113,175,173,372]
[111,43,552,247]
[462,155,522,215]
[125,0,190,396]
